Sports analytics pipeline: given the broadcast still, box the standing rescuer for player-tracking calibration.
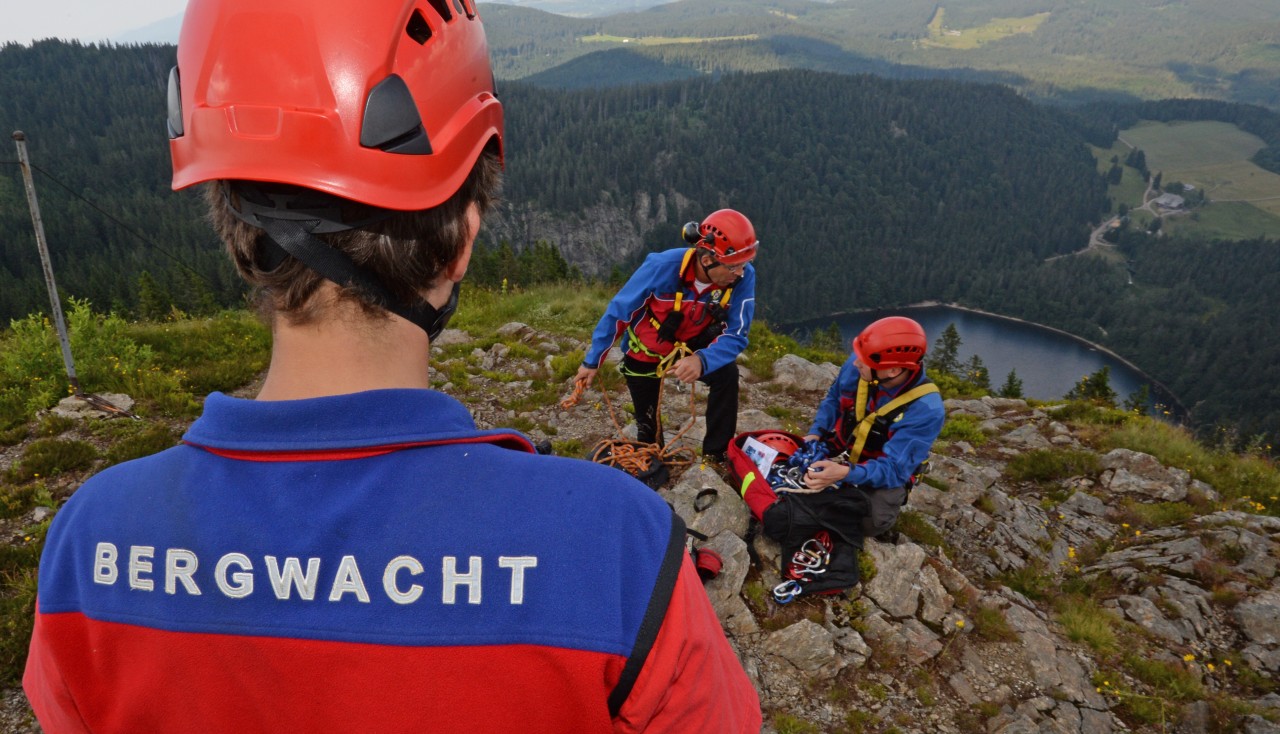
[23,0,761,731]
[576,210,758,462]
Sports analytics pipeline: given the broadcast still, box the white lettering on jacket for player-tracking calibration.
[91,544,539,606]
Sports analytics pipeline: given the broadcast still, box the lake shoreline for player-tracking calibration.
[791,301,1189,414]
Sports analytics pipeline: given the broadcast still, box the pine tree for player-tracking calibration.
[1124,384,1151,415]
[1066,366,1117,407]
[963,354,990,391]
[809,322,844,353]
[998,369,1023,398]
[135,271,172,322]
[927,323,961,377]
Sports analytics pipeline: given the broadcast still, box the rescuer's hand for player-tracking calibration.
[575,365,598,388]
[670,355,703,383]
[803,460,849,490]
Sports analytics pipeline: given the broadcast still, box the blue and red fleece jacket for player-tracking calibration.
[583,248,756,375]
[25,389,760,733]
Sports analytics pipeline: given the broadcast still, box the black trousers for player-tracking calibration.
[623,354,739,456]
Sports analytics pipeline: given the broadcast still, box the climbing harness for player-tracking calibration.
[839,379,940,464]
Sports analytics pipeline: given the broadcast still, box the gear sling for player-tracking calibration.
[728,380,939,597]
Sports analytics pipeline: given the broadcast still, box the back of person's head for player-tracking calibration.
[167,0,503,331]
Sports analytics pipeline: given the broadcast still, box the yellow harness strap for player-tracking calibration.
[847,380,940,463]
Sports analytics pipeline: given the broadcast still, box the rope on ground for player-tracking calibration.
[559,348,705,478]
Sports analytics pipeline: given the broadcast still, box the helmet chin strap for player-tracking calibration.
[226,182,459,340]
[257,216,459,341]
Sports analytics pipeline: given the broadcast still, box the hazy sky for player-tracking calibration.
[3,0,187,45]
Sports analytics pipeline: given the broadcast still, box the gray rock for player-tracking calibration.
[1177,700,1212,734]
[761,619,844,680]
[1242,715,1280,733]
[1118,595,1185,643]
[901,618,944,664]
[864,541,927,618]
[700,531,752,621]
[431,328,472,347]
[945,399,995,419]
[770,354,839,392]
[51,392,135,420]
[1234,590,1280,645]
[1099,448,1191,501]
[495,322,536,342]
[949,672,982,705]
[1079,708,1115,734]
[830,627,871,669]
[678,408,780,447]
[664,466,750,539]
[1001,424,1052,450]
[918,563,956,624]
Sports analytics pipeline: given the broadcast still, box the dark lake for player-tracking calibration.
[789,305,1183,415]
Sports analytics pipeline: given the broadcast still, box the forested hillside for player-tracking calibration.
[0,41,237,321]
[482,0,1280,109]
[2,40,1278,448]
[494,71,1108,318]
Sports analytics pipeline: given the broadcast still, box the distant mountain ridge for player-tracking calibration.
[483,0,1280,109]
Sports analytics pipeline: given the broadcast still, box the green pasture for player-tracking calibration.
[1089,143,1149,213]
[922,8,1051,50]
[580,33,758,46]
[1162,201,1280,241]
[1174,162,1280,216]
[1120,120,1265,170]
[1114,120,1280,237]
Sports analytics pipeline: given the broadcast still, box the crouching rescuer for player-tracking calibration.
[574,210,758,466]
[23,0,761,731]
[729,317,945,603]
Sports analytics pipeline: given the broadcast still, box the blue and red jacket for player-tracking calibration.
[583,248,755,375]
[25,389,760,733]
[808,360,946,490]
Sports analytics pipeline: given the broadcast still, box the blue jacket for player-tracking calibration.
[808,360,945,490]
[584,248,755,375]
[26,389,760,733]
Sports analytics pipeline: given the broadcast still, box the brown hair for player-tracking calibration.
[206,148,502,325]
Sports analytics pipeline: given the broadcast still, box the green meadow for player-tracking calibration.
[1100,120,1280,238]
[923,8,1051,50]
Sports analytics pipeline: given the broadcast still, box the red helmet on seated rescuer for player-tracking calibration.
[853,317,928,370]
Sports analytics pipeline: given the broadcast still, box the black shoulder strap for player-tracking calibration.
[607,510,688,718]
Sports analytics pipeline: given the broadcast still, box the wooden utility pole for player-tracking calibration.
[12,130,79,393]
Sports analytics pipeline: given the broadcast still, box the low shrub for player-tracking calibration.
[1006,448,1100,483]
[7,438,98,482]
[939,413,988,446]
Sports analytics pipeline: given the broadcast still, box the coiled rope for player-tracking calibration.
[561,346,702,479]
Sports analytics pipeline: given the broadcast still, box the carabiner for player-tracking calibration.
[772,579,803,604]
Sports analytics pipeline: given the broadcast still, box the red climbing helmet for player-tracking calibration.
[168,0,503,211]
[853,317,928,370]
[682,209,758,266]
[753,431,801,460]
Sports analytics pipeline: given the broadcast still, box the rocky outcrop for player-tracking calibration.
[438,338,1280,733]
[20,333,1280,734]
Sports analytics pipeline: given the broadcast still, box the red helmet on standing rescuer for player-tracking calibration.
[852,317,928,371]
[682,209,758,266]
